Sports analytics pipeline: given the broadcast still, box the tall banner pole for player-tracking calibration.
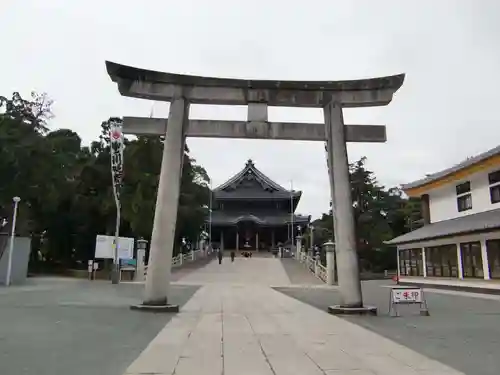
[109,120,124,284]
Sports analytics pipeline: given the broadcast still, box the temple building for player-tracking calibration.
[208,159,310,251]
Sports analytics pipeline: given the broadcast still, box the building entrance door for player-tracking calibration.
[238,221,257,251]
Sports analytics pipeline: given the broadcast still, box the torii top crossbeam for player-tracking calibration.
[105,61,404,108]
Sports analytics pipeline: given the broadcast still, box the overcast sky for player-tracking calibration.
[2,0,500,219]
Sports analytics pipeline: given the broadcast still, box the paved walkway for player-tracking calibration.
[125,258,463,375]
[176,256,291,286]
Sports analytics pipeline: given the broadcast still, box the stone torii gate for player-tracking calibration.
[106,61,404,313]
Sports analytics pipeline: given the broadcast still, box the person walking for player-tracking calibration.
[217,248,223,264]
[230,250,235,262]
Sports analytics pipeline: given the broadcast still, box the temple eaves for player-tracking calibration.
[209,212,310,226]
[213,159,298,196]
[106,61,405,108]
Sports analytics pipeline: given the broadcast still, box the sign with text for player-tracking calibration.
[391,288,423,304]
[94,235,134,260]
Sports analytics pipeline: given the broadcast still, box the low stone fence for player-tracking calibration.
[298,252,327,283]
[64,248,215,281]
[297,251,396,283]
[144,248,214,277]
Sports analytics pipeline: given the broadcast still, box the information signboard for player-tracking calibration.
[94,235,134,260]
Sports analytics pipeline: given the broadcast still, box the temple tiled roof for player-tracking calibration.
[213,159,301,200]
[209,211,310,226]
[214,190,299,200]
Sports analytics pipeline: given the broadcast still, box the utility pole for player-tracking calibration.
[5,196,21,286]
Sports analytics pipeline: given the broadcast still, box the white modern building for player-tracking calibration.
[387,145,500,288]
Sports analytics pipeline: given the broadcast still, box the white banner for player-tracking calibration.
[109,121,124,200]
[109,120,125,268]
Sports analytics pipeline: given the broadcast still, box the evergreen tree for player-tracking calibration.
[0,92,210,271]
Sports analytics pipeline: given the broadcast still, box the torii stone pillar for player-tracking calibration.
[324,101,363,308]
[137,97,188,311]
[105,60,404,313]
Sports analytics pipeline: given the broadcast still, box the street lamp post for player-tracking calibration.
[5,196,21,286]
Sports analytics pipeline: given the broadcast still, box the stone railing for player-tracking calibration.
[315,262,327,283]
[298,252,327,283]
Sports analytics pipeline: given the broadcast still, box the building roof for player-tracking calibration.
[403,145,500,191]
[386,208,500,245]
[209,211,310,226]
[213,159,301,200]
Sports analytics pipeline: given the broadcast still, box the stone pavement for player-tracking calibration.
[125,258,463,375]
[277,280,500,375]
[0,278,198,375]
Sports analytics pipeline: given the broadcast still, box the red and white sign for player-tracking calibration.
[391,288,423,303]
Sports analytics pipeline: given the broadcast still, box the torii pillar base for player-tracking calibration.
[328,305,377,316]
[130,303,179,313]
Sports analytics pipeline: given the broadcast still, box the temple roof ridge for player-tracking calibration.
[213,159,296,194]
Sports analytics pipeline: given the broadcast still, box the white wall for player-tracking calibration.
[0,237,31,285]
[429,165,500,223]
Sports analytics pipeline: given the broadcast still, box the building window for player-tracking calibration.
[456,181,472,212]
[425,245,458,277]
[399,249,423,276]
[488,170,500,184]
[456,181,471,195]
[491,186,500,204]
[457,195,472,212]
[487,239,500,279]
[488,170,500,204]
[460,242,484,278]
